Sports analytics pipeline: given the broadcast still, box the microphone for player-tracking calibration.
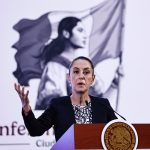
[87,99,126,121]
[100,100,126,121]
[112,108,126,121]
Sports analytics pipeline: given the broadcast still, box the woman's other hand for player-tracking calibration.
[14,83,31,113]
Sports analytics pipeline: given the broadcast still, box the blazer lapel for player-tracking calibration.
[90,96,107,123]
[64,97,76,123]
[91,97,99,123]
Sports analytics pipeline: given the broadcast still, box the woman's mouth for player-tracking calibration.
[77,82,85,86]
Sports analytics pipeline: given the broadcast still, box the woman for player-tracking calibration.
[14,56,117,141]
[35,17,88,110]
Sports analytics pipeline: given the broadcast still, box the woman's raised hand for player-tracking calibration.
[14,83,31,112]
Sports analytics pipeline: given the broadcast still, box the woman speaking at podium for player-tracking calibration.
[14,56,117,141]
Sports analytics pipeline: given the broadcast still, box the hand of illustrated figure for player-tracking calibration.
[117,64,124,77]
[111,64,124,88]
[14,83,31,112]
[89,75,104,96]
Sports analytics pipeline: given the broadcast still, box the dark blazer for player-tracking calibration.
[22,96,117,141]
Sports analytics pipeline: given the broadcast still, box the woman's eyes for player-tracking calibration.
[73,70,79,74]
[73,70,91,75]
[83,71,90,75]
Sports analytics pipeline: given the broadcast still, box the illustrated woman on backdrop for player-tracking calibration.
[14,56,117,141]
[35,17,104,110]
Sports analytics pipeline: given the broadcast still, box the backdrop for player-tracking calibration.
[1,0,150,149]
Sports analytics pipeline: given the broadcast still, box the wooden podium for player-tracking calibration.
[51,124,150,149]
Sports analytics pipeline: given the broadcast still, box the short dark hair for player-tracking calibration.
[69,56,94,75]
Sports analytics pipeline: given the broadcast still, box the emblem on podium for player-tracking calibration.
[101,119,138,150]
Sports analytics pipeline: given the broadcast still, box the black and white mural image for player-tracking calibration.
[13,0,125,110]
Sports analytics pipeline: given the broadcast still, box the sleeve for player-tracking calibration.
[22,100,55,136]
[104,98,118,122]
[36,62,68,108]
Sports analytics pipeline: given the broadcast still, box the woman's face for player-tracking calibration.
[70,22,87,48]
[68,59,95,94]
